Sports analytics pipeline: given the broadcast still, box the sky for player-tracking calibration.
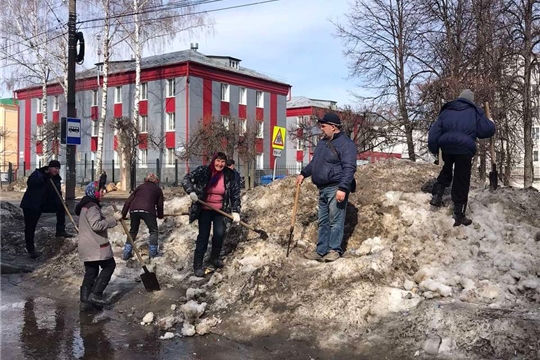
[2,0,359,106]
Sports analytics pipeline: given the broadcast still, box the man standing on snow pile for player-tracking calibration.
[20,160,75,259]
[297,113,358,262]
[428,89,496,226]
[226,159,241,187]
[120,173,164,259]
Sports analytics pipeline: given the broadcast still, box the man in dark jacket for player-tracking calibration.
[121,173,164,259]
[20,160,74,258]
[226,159,241,186]
[428,89,496,226]
[297,113,358,262]
[98,170,107,193]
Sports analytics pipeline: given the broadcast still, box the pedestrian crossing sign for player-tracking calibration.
[272,126,286,150]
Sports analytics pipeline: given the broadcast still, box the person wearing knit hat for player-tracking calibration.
[120,173,164,259]
[428,89,496,226]
[182,152,242,277]
[20,160,74,259]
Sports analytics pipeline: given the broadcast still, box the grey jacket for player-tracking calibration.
[77,201,116,262]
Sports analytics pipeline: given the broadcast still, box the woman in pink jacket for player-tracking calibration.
[75,181,122,311]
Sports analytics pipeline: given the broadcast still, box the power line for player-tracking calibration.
[0,31,67,63]
[44,0,67,29]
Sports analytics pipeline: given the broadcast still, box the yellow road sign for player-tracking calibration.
[272,126,286,150]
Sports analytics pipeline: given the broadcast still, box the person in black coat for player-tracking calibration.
[98,170,107,194]
[19,160,74,259]
[428,89,496,226]
[226,159,241,186]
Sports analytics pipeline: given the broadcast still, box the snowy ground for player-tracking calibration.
[2,159,540,359]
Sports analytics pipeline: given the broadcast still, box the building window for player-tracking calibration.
[37,125,43,139]
[113,150,120,168]
[139,115,148,133]
[296,161,303,174]
[230,60,239,69]
[166,79,175,98]
[296,137,305,150]
[221,116,230,130]
[138,149,148,167]
[535,150,539,162]
[533,127,539,141]
[256,153,263,170]
[91,120,99,136]
[166,148,175,166]
[114,87,122,103]
[240,119,247,135]
[140,83,148,100]
[92,90,98,106]
[167,113,175,131]
[256,91,264,108]
[256,121,264,138]
[53,96,59,111]
[221,83,230,102]
[239,87,247,105]
[37,98,43,113]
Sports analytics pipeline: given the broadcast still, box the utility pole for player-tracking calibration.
[65,0,77,199]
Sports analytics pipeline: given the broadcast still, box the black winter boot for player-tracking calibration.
[430,183,445,207]
[80,286,102,312]
[87,279,111,307]
[453,204,472,226]
[210,257,224,269]
[194,253,205,277]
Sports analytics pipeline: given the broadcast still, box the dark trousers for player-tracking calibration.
[82,258,116,292]
[436,153,473,205]
[22,208,66,252]
[129,212,158,245]
[195,210,225,262]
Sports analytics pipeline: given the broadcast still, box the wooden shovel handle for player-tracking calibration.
[290,182,301,229]
[112,203,145,265]
[196,199,256,231]
[50,179,79,233]
[484,102,496,165]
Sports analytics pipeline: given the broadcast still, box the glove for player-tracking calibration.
[113,211,123,221]
[189,192,198,203]
[232,212,240,224]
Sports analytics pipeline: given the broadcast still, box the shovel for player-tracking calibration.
[286,182,301,257]
[50,179,79,233]
[196,199,269,240]
[485,102,498,191]
[111,204,160,292]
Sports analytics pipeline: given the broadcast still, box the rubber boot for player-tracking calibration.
[453,203,472,226]
[430,183,445,207]
[80,286,102,312]
[193,252,205,277]
[122,243,133,261]
[149,244,159,258]
[87,279,112,307]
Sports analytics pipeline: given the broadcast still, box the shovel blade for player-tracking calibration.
[140,267,160,292]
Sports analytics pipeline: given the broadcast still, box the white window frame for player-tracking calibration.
[139,115,148,133]
[230,60,239,69]
[166,148,175,167]
[91,120,99,137]
[53,96,59,111]
[221,83,230,102]
[37,125,44,139]
[138,148,148,167]
[140,83,148,100]
[256,153,264,170]
[256,121,264,138]
[166,79,175,98]
[37,98,43,113]
[166,113,176,131]
[91,90,98,106]
[533,127,539,141]
[239,87,247,105]
[239,119,247,135]
[256,91,264,108]
[534,150,539,162]
[114,86,122,104]
[113,150,120,168]
[221,115,230,130]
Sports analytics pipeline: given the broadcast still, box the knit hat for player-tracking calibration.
[458,89,474,103]
[85,181,100,199]
[48,160,61,169]
[145,173,159,183]
[318,113,342,128]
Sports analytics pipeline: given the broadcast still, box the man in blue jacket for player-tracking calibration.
[297,113,358,262]
[428,89,496,226]
[20,160,74,259]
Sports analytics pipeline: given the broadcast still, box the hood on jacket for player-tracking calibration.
[75,196,101,216]
[441,99,478,113]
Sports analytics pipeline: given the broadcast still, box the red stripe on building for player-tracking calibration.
[25,100,30,170]
[36,141,43,155]
[166,97,175,113]
[296,150,303,162]
[220,101,229,116]
[36,113,43,126]
[256,108,264,121]
[91,106,99,120]
[139,133,148,149]
[139,100,148,116]
[255,137,263,153]
[165,131,175,148]
[203,78,212,117]
[238,104,247,119]
[286,107,313,117]
[114,103,122,118]
[52,111,59,123]
[91,137,98,152]
[269,93,277,166]
[113,135,118,151]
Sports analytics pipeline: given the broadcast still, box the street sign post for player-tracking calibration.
[271,126,286,180]
[61,117,81,145]
[272,149,282,157]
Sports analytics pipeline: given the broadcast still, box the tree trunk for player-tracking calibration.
[96,5,110,177]
[522,0,534,188]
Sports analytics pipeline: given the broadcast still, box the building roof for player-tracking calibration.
[287,96,337,109]
[0,98,18,106]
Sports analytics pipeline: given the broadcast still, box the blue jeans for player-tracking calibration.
[316,185,348,256]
